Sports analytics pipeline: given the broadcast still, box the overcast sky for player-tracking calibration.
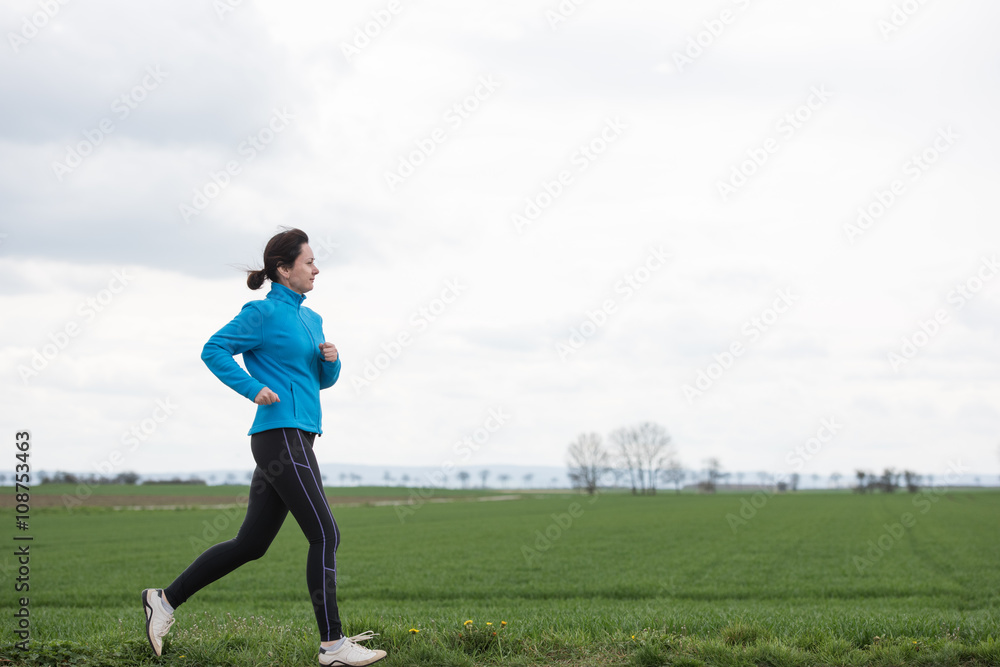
[2,0,998,483]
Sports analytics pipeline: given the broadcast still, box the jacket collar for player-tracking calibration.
[267,281,306,307]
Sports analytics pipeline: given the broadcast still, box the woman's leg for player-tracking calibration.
[163,455,289,608]
[253,428,342,642]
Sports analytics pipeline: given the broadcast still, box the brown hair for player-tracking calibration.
[246,227,309,290]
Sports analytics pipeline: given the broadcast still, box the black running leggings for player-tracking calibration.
[164,427,341,641]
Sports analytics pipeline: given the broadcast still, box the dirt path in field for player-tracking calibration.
[1,493,522,509]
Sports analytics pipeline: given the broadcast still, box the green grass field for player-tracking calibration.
[2,486,998,666]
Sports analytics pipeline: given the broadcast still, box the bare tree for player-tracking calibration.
[498,473,510,489]
[634,422,675,495]
[662,460,686,494]
[830,471,842,489]
[854,469,867,494]
[609,426,641,494]
[522,473,533,488]
[479,469,490,488]
[566,432,610,495]
[879,468,898,493]
[701,458,722,493]
[457,470,470,488]
[903,470,921,493]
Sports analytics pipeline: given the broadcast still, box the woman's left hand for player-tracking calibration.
[319,342,339,362]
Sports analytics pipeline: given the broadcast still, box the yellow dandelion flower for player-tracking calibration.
[464,620,473,626]
[501,621,507,627]
[409,628,419,634]
[486,622,493,626]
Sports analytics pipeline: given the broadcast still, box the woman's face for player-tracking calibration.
[279,243,319,294]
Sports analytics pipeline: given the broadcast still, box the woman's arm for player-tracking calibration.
[201,303,268,402]
[318,342,341,389]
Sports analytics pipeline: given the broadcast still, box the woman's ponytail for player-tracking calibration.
[246,268,269,290]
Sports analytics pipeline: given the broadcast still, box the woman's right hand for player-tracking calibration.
[254,387,280,405]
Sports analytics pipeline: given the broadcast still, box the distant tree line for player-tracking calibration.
[40,471,142,485]
[142,477,207,485]
[853,468,922,493]
[376,469,537,490]
[34,471,208,486]
[565,426,934,497]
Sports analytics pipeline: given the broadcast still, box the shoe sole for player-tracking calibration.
[320,650,387,667]
[141,589,162,657]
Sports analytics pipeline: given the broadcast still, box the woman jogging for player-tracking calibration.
[141,228,386,667]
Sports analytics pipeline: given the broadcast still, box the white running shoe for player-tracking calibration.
[318,631,387,666]
[141,588,175,656]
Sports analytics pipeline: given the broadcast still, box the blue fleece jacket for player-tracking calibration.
[201,282,341,435]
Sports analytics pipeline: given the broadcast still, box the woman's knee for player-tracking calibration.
[306,530,338,552]
[231,534,271,561]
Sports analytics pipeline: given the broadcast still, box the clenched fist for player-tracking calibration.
[254,387,280,405]
[319,342,338,363]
